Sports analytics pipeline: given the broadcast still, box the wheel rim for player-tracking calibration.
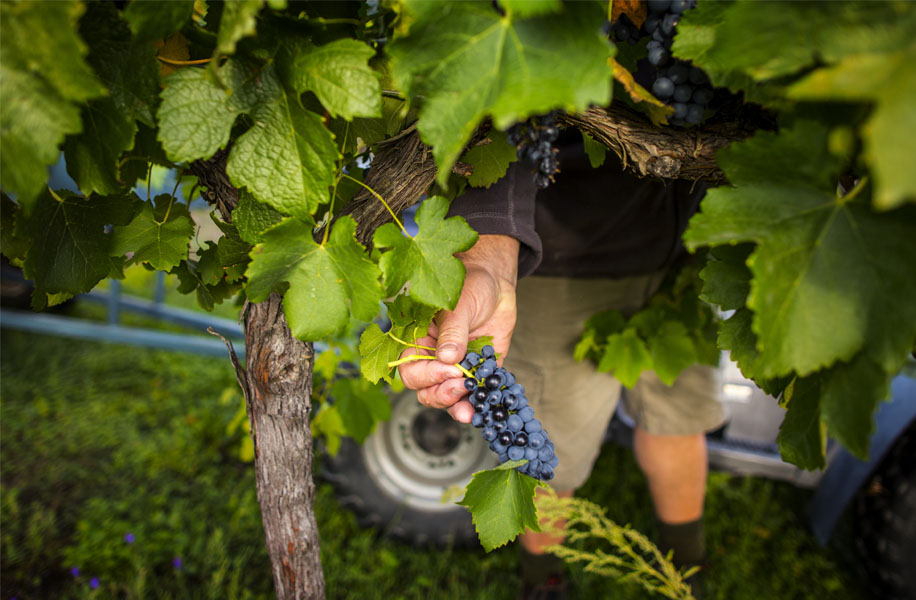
[362,388,496,512]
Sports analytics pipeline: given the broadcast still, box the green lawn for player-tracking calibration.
[0,327,869,599]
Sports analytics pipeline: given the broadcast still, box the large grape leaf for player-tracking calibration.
[389,0,613,183]
[110,195,194,271]
[461,131,518,188]
[63,98,137,196]
[158,61,336,217]
[684,121,916,379]
[246,215,382,340]
[279,39,382,120]
[331,377,391,444]
[157,59,274,163]
[0,0,105,205]
[647,321,698,386]
[674,1,916,87]
[81,1,161,127]
[458,460,543,551]
[226,92,338,219]
[22,190,141,309]
[125,0,194,41]
[788,45,916,211]
[373,196,478,310]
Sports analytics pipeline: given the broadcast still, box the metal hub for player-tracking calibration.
[362,389,496,511]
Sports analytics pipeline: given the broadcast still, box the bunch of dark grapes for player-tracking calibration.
[507,113,560,189]
[461,345,559,481]
[642,0,714,126]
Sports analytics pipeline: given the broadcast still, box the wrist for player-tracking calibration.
[458,234,520,290]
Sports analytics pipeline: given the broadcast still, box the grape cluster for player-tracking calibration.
[507,113,560,189]
[605,0,713,126]
[461,345,558,481]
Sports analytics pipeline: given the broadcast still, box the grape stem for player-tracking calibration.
[340,173,410,237]
[156,56,215,66]
[386,331,435,352]
[323,123,350,246]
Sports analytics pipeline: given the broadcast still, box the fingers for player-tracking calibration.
[447,399,474,424]
[434,308,470,365]
[415,376,468,409]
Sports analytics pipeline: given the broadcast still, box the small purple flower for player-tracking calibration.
[70,566,80,577]
[172,556,183,570]
[90,577,99,590]
[124,532,135,544]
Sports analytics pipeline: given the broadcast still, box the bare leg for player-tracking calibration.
[632,427,707,523]
[520,488,575,553]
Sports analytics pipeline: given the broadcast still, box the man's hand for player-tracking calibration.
[397,235,520,423]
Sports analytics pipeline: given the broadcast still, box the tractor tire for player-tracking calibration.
[321,386,497,547]
[854,424,916,600]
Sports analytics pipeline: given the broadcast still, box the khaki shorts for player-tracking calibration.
[502,275,725,492]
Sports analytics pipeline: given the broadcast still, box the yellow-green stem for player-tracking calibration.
[386,331,435,351]
[341,173,410,237]
[323,124,350,246]
[387,354,436,368]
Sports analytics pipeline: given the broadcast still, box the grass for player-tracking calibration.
[0,326,869,599]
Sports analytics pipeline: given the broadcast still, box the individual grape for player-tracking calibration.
[685,103,704,124]
[518,406,535,422]
[498,431,513,447]
[673,84,693,103]
[508,446,525,461]
[493,420,507,433]
[692,86,713,105]
[507,414,523,432]
[471,413,484,428]
[652,77,675,99]
[667,62,689,84]
[513,395,528,410]
[466,352,481,364]
[484,373,502,390]
[538,446,555,462]
[481,345,495,358]
[525,446,539,460]
[473,401,487,413]
[514,432,529,446]
[648,46,669,67]
[503,393,519,410]
[673,102,688,120]
[464,378,478,392]
[528,432,545,449]
[476,365,493,379]
[503,372,515,387]
[482,427,497,442]
[524,418,543,433]
[491,440,507,454]
[539,465,555,481]
[486,390,502,405]
[474,388,488,403]
[493,408,508,422]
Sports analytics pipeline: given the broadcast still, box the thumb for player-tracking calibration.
[435,308,470,365]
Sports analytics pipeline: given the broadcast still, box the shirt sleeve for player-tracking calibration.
[446,161,543,278]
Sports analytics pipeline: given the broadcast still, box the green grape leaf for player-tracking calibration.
[788,45,916,210]
[819,354,891,460]
[776,377,826,470]
[374,196,478,310]
[22,190,141,309]
[389,1,613,183]
[458,461,544,551]
[359,323,403,385]
[125,0,194,41]
[461,131,518,188]
[647,321,698,385]
[717,307,759,379]
[216,0,264,55]
[246,215,382,340]
[63,98,137,196]
[157,59,274,163]
[81,2,161,127]
[500,0,561,18]
[232,189,284,244]
[597,329,653,389]
[684,121,916,378]
[331,377,391,444]
[674,1,916,88]
[311,404,346,456]
[0,0,105,204]
[226,92,338,219]
[110,194,194,271]
[280,38,382,120]
[581,131,607,168]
